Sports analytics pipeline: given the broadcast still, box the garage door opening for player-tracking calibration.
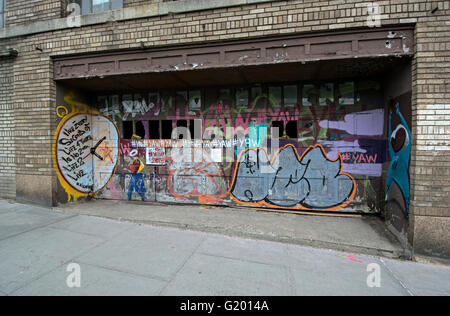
[53,52,412,216]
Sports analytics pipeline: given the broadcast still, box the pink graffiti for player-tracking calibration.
[138,102,163,138]
[167,103,300,136]
[338,254,363,263]
[342,153,378,164]
[107,180,122,200]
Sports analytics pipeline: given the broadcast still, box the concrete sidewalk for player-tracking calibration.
[58,199,406,259]
[1,199,450,296]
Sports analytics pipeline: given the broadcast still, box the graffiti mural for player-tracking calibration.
[53,110,120,202]
[386,103,411,215]
[230,144,356,211]
[55,80,390,214]
[318,109,386,177]
[53,91,120,202]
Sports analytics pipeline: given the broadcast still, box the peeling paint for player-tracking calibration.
[402,44,410,54]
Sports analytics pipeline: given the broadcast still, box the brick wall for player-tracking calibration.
[5,0,63,28]
[0,0,449,255]
[0,52,16,199]
[124,0,167,8]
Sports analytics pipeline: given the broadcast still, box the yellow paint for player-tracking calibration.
[56,105,69,118]
[63,92,93,113]
[137,159,144,173]
[53,92,119,202]
[52,111,90,202]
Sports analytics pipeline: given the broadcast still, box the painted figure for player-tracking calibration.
[122,158,148,201]
[386,103,411,215]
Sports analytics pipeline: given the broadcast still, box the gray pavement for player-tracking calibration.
[58,199,406,259]
[0,199,449,296]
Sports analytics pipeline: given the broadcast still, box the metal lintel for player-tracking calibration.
[53,26,415,81]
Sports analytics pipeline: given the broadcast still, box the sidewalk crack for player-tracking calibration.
[380,258,415,296]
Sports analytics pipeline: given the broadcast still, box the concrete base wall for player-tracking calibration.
[411,215,450,260]
[15,174,55,207]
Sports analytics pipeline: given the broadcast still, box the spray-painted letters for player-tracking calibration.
[231,144,356,211]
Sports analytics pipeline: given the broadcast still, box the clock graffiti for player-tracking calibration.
[53,111,120,201]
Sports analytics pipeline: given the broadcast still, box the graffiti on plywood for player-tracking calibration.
[230,144,356,211]
[386,103,411,215]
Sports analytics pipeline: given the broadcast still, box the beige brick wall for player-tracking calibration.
[0,47,16,199]
[4,0,63,27]
[124,0,167,8]
[0,0,449,254]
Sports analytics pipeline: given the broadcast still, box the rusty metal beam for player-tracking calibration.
[53,26,414,81]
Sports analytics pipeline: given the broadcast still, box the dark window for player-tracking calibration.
[271,121,284,139]
[122,121,133,139]
[235,88,249,107]
[161,120,173,140]
[268,86,282,107]
[302,84,318,107]
[149,120,160,139]
[338,82,355,105]
[176,120,189,140]
[175,91,188,108]
[135,121,146,139]
[284,85,298,107]
[285,121,298,138]
[319,83,334,106]
[176,120,188,128]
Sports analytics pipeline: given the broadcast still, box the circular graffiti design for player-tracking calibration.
[53,112,120,200]
[56,105,69,118]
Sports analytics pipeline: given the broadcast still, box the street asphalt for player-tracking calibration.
[0,199,449,296]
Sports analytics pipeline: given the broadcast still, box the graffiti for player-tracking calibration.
[56,83,389,213]
[167,103,300,139]
[56,105,69,118]
[53,111,120,201]
[122,94,157,121]
[318,109,386,176]
[386,103,411,215]
[165,147,228,204]
[321,109,384,136]
[337,254,364,263]
[98,95,121,121]
[121,158,148,201]
[230,144,356,211]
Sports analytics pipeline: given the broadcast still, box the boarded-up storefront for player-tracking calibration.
[52,27,414,214]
